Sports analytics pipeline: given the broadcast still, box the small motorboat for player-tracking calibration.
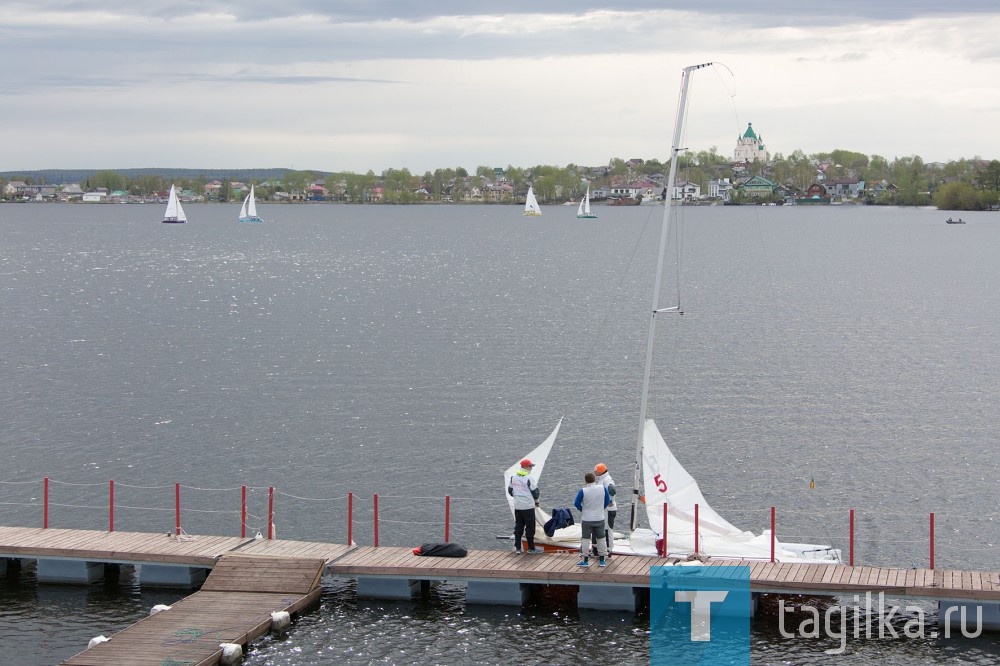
[946,217,966,224]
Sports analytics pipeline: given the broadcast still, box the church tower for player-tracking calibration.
[734,122,767,163]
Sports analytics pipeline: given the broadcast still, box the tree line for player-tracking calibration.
[3,151,999,210]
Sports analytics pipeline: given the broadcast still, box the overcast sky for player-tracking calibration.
[3,2,999,173]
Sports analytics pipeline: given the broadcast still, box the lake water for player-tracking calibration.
[1,202,998,664]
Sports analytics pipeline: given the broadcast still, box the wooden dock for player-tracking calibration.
[61,554,329,666]
[325,546,1000,602]
[0,526,997,664]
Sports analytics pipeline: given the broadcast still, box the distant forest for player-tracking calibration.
[0,167,295,185]
[3,149,1000,210]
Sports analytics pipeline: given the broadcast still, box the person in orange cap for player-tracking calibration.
[508,458,541,553]
[594,463,617,557]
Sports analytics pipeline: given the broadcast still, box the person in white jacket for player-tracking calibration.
[594,463,617,557]
[573,472,610,567]
[508,458,542,554]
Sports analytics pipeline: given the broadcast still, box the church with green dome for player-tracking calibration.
[734,122,767,163]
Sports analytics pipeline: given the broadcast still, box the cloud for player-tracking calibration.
[2,4,1000,171]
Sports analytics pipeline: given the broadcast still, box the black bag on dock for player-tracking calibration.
[413,542,468,557]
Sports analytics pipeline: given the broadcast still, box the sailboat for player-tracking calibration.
[505,63,840,563]
[576,186,597,219]
[161,185,187,224]
[523,186,542,216]
[238,185,263,223]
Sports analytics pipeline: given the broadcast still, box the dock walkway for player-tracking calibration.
[0,526,997,664]
[60,554,329,666]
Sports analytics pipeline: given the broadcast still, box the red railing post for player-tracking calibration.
[929,512,935,570]
[694,503,700,554]
[662,502,668,557]
[770,506,776,563]
[267,486,274,540]
[175,482,181,535]
[374,494,380,547]
[43,477,49,528]
[241,485,247,538]
[109,479,115,532]
[444,495,451,542]
[347,492,353,546]
[849,509,855,566]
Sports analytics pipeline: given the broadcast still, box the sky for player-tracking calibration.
[3,1,1000,174]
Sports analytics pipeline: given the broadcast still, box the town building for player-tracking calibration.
[734,123,767,163]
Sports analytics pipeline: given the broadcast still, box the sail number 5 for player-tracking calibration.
[654,474,668,493]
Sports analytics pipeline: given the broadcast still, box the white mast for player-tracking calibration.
[629,62,715,532]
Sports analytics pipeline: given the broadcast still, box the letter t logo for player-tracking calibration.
[675,590,729,641]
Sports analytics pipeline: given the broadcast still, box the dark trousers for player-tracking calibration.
[514,508,536,549]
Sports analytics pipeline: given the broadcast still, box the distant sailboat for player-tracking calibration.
[162,185,187,224]
[576,186,597,219]
[523,186,542,216]
[238,185,263,223]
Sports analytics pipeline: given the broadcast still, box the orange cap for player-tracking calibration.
[595,463,607,475]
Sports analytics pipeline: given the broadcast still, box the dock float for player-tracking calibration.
[60,554,329,665]
[1,526,998,662]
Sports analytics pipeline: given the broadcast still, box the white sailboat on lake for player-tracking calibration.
[238,185,263,223]
[523,186,542,216]
[576,186,597,219]
[161,185,187,224]
[506,63,840,563]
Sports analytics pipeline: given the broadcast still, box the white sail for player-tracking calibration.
[162,185,186,223]
[503,418,561,519]
[523,186,542,216]
[503,419,633,551]
[238,185,262,222]
[637,419,827,560]
[576,185,596,218]
[247,185,258,217]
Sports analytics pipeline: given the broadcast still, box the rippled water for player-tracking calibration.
[1,202,998,664]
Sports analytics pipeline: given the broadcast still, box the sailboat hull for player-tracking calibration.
[238,216,263,223]
[161,218,185,224]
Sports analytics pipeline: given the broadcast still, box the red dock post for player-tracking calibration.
[849,509,855,566]
[694,503,700,554]
[770,506,776,563]
[374,494,380,547]
[241,485,247,538]
[109,479,115,532]
[929,512,935,570]
[347,492,353,546]
[175,482,181,535]
[662,503,668,557]
[444,495,451,542]
[267,486,274,540]
[43,477,49,529]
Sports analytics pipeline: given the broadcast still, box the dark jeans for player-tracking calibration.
[514,508,536,550]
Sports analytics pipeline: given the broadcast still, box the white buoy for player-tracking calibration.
[150,604,172,616]
[88,635,109,649]
[270,610,291,633]
[219,642,243,665]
